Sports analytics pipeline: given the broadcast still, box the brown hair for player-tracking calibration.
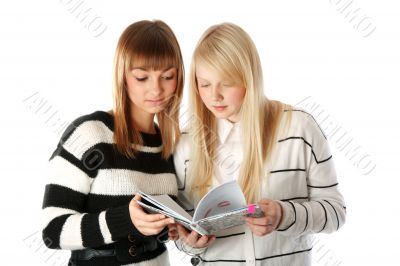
[112,20,184,159]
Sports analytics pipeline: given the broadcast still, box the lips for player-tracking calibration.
[146,98,165,106]
[213,105,227,111]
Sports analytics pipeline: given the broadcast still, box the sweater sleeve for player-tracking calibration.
[41,120,137,250]
[277,113,346,236]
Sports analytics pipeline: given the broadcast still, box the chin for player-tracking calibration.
[150,107,166,114]
[212,113,229,120]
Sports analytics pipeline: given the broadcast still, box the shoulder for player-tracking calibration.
[60,110,113,143]
[280,108,327,143]
[277,108,332,161]
[55,111,114,160]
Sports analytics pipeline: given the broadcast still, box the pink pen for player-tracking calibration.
[247,204,256,214]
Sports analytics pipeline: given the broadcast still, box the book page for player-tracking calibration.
[194,205,264,235]
[193,181,246,222]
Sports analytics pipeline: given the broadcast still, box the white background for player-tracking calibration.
[1,0,399,265]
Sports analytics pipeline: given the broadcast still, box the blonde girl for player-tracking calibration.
[174,22,346,266]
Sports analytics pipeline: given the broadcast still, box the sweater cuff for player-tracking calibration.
[276,201,295,231]
[175,238,207,256]
[105,204,135,240]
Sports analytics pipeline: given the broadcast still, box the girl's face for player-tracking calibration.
[126,67,177,116]
[196,63,246,122]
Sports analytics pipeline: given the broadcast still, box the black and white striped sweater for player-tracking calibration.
[42,111,178,265]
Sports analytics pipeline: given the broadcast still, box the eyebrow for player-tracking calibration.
[131,67,176,72]
[196,76,209,81]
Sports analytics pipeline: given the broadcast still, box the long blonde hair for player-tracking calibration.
[189,23,290,203]
[112,20,184,159]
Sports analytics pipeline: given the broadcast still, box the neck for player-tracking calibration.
[129,108,156,134]
[227,117,240,123]
[228,112,241,123]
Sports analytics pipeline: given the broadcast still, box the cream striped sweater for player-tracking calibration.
[173,109,346,266]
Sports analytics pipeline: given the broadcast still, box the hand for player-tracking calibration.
[245,199,283,236]
[176,224,216,248]
[168,223,179,241]
[129,194,175,236]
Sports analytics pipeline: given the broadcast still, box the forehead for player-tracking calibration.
[195,63,224,81]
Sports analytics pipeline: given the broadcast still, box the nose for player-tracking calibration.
[150,78,162,96]
[211,86,223,102]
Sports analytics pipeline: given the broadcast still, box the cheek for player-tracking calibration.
[126,83,134,100]
[165,80,178,94]
[126,81,143,103]
[198,88,210,104]
[230,89,246,106]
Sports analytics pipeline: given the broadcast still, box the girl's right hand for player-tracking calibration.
[129,194,175,236]
[176,224,216,248]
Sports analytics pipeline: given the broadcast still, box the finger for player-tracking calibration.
[208,235,216,246]
[168,230,179,240]
[176,224,190,238]
[168,229,178,236]
[246,222,273,236]
[133,193,142,201]
[131,194,146,212]
[168,228,177,234]
[132,208,167,223]
[168,224,177,235]
[250,221,275,232]
[167,221,176,229]
[258,202,275,212]
[186,230,201,246]
[246,216,272,226]
[131,194,169,222]
[138,217,174,229]
[196,234,216,247]
[196,234,211,247]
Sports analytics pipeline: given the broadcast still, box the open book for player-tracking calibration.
[135,180,264,235]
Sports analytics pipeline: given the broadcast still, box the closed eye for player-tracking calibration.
[135,77,148,82]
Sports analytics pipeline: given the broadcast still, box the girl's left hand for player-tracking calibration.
[245,199,283,236]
